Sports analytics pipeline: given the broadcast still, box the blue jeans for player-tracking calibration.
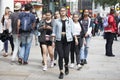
[19,33,33,62]
[80,36,91,60]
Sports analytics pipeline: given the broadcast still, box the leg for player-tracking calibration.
[3,40,8,57]
[48,44,54,67]
[24,35,33,63]
[9,35,14,54]
[70,40,75,64]
[12,34,20,61]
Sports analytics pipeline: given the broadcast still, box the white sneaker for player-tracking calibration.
[43,65,47,71]
[70,63,75,68]
[77,64,82,70]
[50,61,54,68]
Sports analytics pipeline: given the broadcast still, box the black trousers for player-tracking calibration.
[56,41,71,70]
[9,35,14,52]
[54,47,58,60]
[70,37,81,64]
[105,32,114,55]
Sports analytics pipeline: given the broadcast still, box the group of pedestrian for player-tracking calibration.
[0,3,118,79]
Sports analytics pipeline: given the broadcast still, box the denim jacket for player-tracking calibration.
[52,17,75,42]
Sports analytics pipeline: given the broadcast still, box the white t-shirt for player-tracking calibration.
[3,16,12,33]
[73,22,82,36]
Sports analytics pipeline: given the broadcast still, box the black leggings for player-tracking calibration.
[56,41,71,70]
[105,32,114,55]
[70,38,81,64]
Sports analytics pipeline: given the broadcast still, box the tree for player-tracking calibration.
[94,0,120,8]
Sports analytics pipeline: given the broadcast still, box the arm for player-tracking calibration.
[17,19,20,34]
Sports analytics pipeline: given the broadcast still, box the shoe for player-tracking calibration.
[54,60,57,66]
[50,61,54,68]
[43,65,47,71]
[65,66,69,75]
[23,62,28,65]
[59,72,64,79]
[80,60,84,65]
[3,53,8,57]
[69,63,75,68]
[106,54,115,57]
[84,59,87,64]
[77,64,82,70]
[18,58,22,64]
[11,52,13,55]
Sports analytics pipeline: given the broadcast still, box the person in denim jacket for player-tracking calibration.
[52,7,75,79]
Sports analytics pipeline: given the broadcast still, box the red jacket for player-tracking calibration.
[104,14,117,33]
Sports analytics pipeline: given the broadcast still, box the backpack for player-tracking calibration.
[103,16,108,28]
[20,13,32,32]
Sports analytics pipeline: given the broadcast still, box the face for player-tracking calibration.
[54,11,60,19]
[73,14,79,22]
[60,8,67,16]
[84,10,89,16]
[46,13,52,20]
[5,8,10,14]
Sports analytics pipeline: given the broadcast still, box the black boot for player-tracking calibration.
[59,72,64,79]
[65,66,69,75]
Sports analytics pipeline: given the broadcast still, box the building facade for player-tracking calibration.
[78,0,92,13]
[42,0,66,13]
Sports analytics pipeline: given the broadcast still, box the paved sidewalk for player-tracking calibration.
[0,36,120,80]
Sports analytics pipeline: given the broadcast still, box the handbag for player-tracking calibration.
[0,29,10,42]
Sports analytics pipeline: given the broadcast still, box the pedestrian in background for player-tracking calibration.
[79,9,92,65]
[70,13,85,70]
[104,8,117,57]
[38,11,54,71]
[10,2,22,62]
[1,7,14,57]
[53,11,60,66]
[17,3,36,64]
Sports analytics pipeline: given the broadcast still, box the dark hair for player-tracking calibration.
[46,10,52,15]
[80,9,85,20]
[5,7,10,9]
[110,8,115,14]
[59,6,67,11]
[24,3,33,11]
[73,12,80,17]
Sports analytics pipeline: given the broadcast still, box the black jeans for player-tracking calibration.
[54,47,58,60]
[105,32,114,55]
[70,37,81,64]
[56,41,71,70]
[9,35,14,52]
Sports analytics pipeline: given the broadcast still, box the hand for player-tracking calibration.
[83,40,86,46]
[75,39,78,45]
[46,26,52,29]
[52,42,55,48]
[42,25,46,29]
[17,33,20,37]
[85,34,88,37]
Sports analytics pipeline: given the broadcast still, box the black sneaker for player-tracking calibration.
[84,59,87,64]
[59,72,64,79]
[106,54,115,57]
[65,66,69,75]
[23,62,28,65]
[80,59,84,65]
[18,58,22,64]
